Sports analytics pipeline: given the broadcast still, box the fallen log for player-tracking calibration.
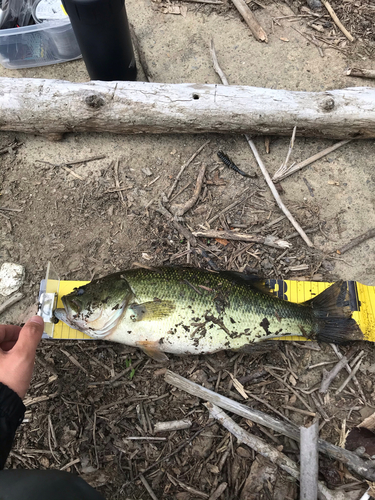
[0,78,375,139]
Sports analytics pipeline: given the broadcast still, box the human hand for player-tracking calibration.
[0,316,44,399]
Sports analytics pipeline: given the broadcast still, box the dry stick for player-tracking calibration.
[207,188,253,224]
[154,419,192,433]
[176,0,223,4]
[114,159,125,206]
[330,344,366,403]
[245,135,314,247]
[321,0,354,42]
[300,420,319,500]
[0,292,24,315]
[167,473,209,498]
[167,140,210,199]
[170,164,206,216]
[139,474,159,500]
[335,355,364,396]
[205,403,345,500]
[192,229,291,249]
[165,370,375,481]
[272,140,351,182]
[210,39,228,86]
[230,0,268,42]
[319,351,353,394]
[279,125,297,175]
[208,483,228,500]
[337,228,375,255]
[346,68,375,80]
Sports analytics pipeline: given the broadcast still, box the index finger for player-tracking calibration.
[0,324,21,345]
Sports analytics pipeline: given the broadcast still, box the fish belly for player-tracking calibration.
[106,300,316,354]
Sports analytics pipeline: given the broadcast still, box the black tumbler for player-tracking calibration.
[61,0,137,81]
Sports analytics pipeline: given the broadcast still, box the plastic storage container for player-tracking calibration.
[0,18,81,69]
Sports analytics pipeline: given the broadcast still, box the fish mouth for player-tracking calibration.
[53,308,91,334]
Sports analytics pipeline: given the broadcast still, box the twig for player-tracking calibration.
[346,68,375,80]
[154,419,192,433]
[330,344,366,403]
[300,419,319,500]
[175,0,223,3]
[207,187,253,224]
[0,292,24,315]
[130,24,153,82]
[0,207,23,212]
[155,202,219,270]
[167,473,209,498]
[205,403,345,500]
[245,135,314,247]
[337,228,375,255]
[170,164,206,216]
[230,0,268,42]
[167,141,210,199]
[210,39,228,85]
[164,369,375,481]
[208,483,228,500]
[139,474,159,500]
[192,229,291,249]
[60,349,89,375]
[114,159,126,206]
[62,165,84,180]
[335,354,364,396]
[321,0,354,42]
[278,125,297,176]
[273,140,351,182]
[319,350,354,394]
[64,155,106,166]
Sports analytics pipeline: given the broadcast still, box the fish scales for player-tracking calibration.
[115,267,316,354]
[53,266,367,360]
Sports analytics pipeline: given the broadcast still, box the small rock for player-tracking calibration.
[306,0,323,10]
[142,167,153,177]
[0,262,25,296]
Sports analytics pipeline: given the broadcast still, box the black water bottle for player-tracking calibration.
[62,0,137,81]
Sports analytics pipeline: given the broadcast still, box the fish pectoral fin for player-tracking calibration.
[129,300,175,321]
[136,340,169,362]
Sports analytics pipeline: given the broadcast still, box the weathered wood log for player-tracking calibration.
[0,78,375,139]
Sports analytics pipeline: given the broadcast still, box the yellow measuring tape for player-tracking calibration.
[48,278,375,342]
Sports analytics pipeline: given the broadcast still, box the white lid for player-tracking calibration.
[34,0,68,22]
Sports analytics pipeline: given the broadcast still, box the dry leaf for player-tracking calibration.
[289,374,297,386]
[180,5,187,17]
[215,238,229,246]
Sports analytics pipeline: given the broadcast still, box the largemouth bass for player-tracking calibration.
[54,267,364,361]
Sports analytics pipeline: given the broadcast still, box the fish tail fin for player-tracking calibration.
[304,281,364,344]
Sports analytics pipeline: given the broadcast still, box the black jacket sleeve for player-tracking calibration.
[0,383,25,470]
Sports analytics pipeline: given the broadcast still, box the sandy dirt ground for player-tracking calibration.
[1,1,375,499]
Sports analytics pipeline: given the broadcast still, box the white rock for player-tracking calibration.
[0,263,25,296]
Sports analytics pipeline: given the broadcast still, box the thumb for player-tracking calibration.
[14,316,44,356]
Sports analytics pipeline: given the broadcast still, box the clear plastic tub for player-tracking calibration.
[0,18,81,69]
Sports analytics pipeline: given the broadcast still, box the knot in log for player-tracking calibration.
[321,96,335,112]
[85,94,106,109]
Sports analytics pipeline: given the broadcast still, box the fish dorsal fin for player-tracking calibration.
[136,340,169,362]
[129,300,175,321]
[222,271,275,297]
